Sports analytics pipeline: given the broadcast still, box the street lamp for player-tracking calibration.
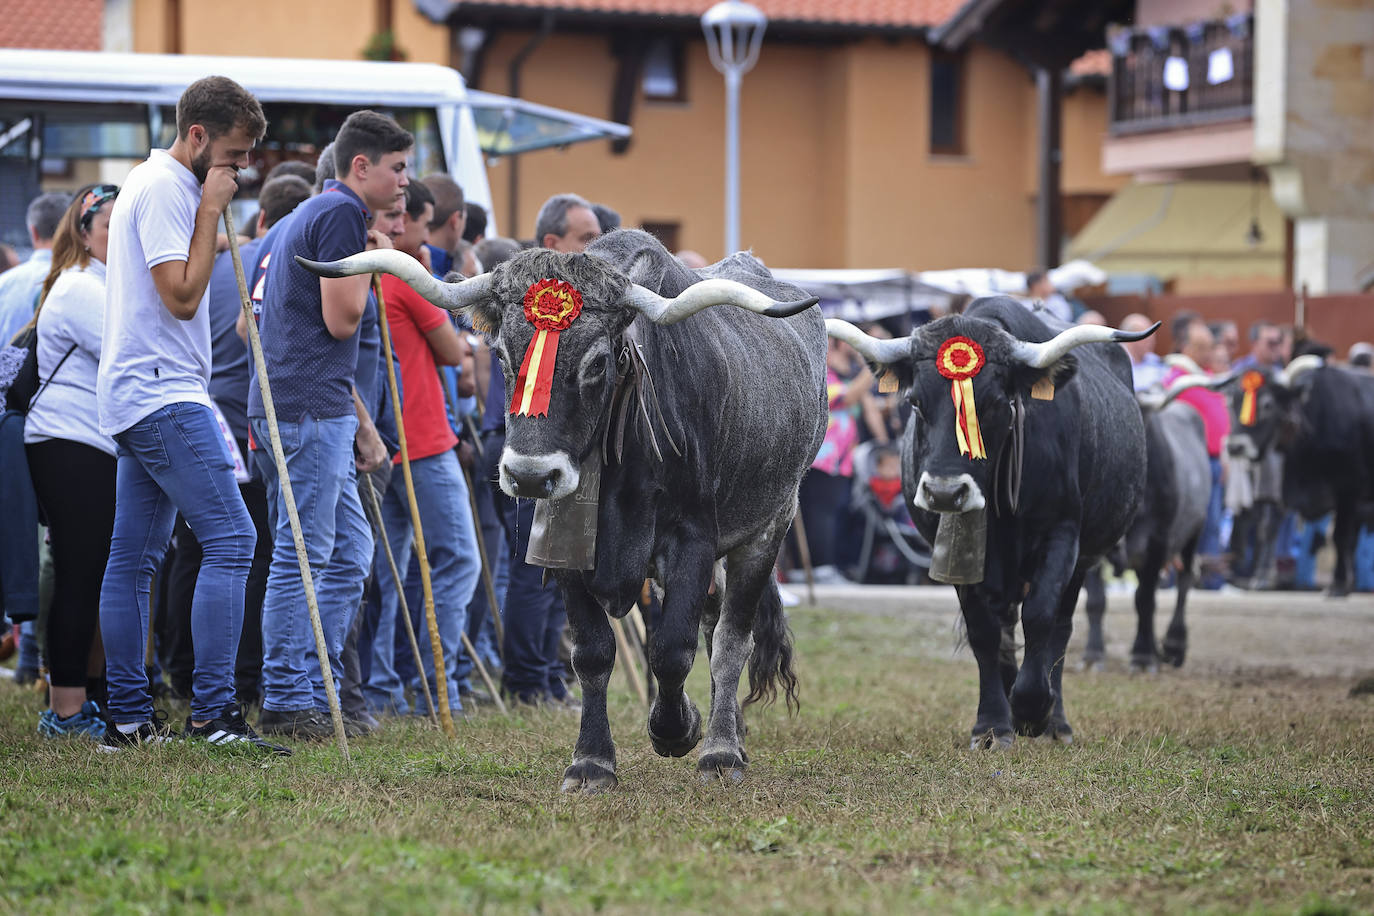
[701,0,766,256]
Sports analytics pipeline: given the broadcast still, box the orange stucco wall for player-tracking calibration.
[138,1,1123,272]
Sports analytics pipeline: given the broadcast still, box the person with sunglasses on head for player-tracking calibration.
[96,76,286,754]
[22,185,117,738]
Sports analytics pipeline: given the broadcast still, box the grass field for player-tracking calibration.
[2,600,1372,915]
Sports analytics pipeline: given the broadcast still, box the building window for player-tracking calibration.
[929,50,966,156]
[641,220,680,252]
[642,39,686,103]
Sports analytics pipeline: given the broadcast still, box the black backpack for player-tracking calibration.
[2,326,75,415]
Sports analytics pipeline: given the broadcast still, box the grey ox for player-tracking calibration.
[298,229,826,790]
[828,299,1157,748]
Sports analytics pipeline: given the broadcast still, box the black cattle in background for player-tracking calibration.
[829,299,1157,749]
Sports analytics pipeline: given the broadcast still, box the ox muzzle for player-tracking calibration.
[499,449,580,500]
[913,471,987,514]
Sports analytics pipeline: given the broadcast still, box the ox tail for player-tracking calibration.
[745,579,800,715]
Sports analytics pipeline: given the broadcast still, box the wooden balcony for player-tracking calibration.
[1109,14,1253,136]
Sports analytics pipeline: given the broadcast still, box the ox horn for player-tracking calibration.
[294,249,493,313]
[824,319,911,366]
[619,279,818,325]
[1273,353,1324,387]
[1010,321,1161,369]
[1137,372,1214,411]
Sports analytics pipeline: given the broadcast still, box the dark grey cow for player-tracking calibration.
[1082,377,1211,672]
[829,299,1157,748]
[298,229,826,789]
[1234,355,1374,597]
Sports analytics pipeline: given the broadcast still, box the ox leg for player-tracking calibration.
[556,574,619,794]
[1130,542,1166,673]
[699,530,785,781]
[1081,563,1107,671]
[1041,567,1086,744]
[646,533,714,759]
[959,586,1015,750]
[1329,507,1356,598]
[1162,535,1198,668]
[1251,501,1279,591]
[1011,523,1079,737]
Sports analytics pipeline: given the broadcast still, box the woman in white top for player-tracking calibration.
[24,183,118,738]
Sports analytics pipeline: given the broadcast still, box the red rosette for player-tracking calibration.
[523,278,583,331]
[936,336,986,381]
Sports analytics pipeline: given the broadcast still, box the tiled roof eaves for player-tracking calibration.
[437,2,934,36]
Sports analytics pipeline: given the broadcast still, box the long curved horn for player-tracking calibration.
[1273,353,1324,387]
[619,278,818,325]
[295,249,493,313]
[824,319,911,366]
[1136,373,1211,411]
[1009,321,1160,369]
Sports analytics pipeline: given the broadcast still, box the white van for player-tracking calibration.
[0,49,628,249]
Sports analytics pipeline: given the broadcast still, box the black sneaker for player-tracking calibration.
[98,711,178,752]
[258,706,335,740]
[185,705,292,756]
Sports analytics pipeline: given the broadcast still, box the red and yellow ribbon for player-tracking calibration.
[510,278,583,417]
[1239,370,1263,426]
[936,336,987,460]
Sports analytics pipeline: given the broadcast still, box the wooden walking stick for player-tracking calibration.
[458,458,506,654]
[370,274,460,734]
[360,474,438,725]
[791,509,817,606]
[609,616,649,706]
[223,209,350,760]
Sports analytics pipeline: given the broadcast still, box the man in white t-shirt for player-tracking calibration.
[96,76,285,754]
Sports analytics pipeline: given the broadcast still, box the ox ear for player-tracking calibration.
[824,319,914,392]
[1012,351,1078,398]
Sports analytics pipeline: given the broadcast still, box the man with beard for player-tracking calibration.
[97,76,285,753]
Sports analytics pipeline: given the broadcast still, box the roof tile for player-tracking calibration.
[454,0,969,29]
[0,0,103,51]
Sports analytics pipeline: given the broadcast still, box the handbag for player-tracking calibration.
[3,326,76,415]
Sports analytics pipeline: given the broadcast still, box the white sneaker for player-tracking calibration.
[778,586,801,608]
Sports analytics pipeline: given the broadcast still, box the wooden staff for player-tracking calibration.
[458,457,506,653]
[609,616,648,706]
[370,274,456,736]
[791,509,817,606]
[359,473,438,726]
[223,209,350,760]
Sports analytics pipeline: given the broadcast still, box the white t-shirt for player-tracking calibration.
[24,261,116,456]
[97,149,214,437]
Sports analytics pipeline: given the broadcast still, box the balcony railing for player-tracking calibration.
[1109,14,1253,135]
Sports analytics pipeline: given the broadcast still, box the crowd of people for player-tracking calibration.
[0,77,629,753]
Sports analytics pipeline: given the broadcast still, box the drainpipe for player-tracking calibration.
[507,11,555,238]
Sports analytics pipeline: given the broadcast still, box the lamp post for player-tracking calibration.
[701,0,766,256]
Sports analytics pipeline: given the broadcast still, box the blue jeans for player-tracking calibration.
[366,450,480,715]
[100,403,255,724]
[252,415,372,714]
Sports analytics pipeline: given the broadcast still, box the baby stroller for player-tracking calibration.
[848,441,931,584]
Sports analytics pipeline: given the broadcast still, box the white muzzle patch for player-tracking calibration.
[499,449,579,500]
[913,471,986,513]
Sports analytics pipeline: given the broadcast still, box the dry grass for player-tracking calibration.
[1,600,1371,914]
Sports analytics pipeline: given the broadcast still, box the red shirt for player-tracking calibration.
[379,274,459,463]
[1163,366,1230,457]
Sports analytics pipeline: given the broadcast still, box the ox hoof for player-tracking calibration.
[1129,655,1160,674]
[1161,641,1186,669]
[1036,719,1074,745]
[970,730,1014,751]
[1079,656,1106,673]
[697,751,748,784]
[1326,584,1351,599]
[560,759,618,794]
[648,705,703,758]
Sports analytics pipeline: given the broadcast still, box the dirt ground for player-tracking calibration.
[801,584,1374,680]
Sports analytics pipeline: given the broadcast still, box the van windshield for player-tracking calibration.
[0,100,445,248]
